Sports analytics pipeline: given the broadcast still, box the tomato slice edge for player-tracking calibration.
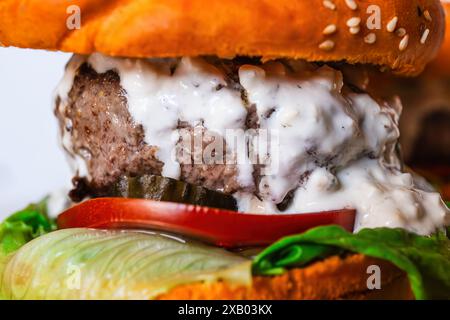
[57,198,356,248]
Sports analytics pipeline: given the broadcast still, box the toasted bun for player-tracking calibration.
[158,254,414,300]
[0,0,445,76]
[429,1,450,75]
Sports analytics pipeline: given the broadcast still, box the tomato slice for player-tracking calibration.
[57,198,355,248]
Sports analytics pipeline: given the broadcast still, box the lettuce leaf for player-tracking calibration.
[253,226,450,300]
[0,199,56,299]
[0,198,56,256]
[0,228,251,299]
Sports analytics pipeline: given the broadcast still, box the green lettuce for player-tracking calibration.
[0,228,251,299]
[0,198,56,299]
[0,200,251,299]
[0,198,56,256]
[253,226,450,300]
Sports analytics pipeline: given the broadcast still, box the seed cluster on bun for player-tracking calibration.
[0,0,445,76]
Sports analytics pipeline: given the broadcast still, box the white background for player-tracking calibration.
[0,48,72,219]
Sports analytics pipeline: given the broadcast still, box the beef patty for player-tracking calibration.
[55,63,245,200]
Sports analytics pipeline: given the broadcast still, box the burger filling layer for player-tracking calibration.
[55,54,450,235]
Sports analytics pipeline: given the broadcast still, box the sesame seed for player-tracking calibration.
[386,17,398,32]
[399,35,409,51]
[424,10,432,22]
[396,28,406,37]
[323,0,336,10]
[345,0,358,10]
[364,33,377,44]
[349,26,360,35]
[319,40,335,51]
[420,29,430,44]
[346,17,361,28]
[323,24,337,35]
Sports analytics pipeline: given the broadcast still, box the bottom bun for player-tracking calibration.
[158,254,413,300]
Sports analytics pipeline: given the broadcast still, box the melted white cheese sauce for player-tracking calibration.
[57,54,450,235]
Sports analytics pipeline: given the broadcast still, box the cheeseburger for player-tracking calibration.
[0,0,449,300]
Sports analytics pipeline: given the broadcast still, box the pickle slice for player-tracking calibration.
[107,175,237,211]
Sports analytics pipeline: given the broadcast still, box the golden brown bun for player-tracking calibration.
[0,0,445,76]
[429,1,450,75]
[158,254,414,300]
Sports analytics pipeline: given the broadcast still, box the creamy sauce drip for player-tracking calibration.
[56,54,450,234]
